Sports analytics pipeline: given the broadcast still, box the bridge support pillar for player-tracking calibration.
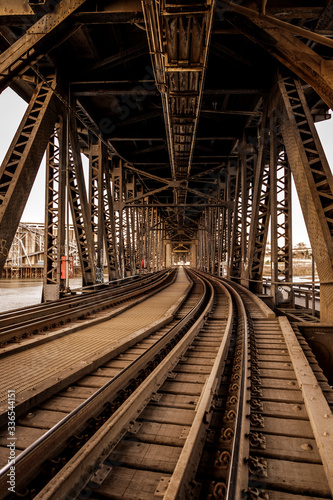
[43,118,67,301]
[190,242,197,268]
[165,242,172,268]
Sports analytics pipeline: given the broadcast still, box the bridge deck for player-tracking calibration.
[0,268,190,412]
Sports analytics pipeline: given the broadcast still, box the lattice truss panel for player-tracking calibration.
[142,0,215,209]
[0,77,57,272]
[44,122,65,286]
[275,133,292,284]
[247,111,271,293]
[280,77,333,242]
[68,125,95,287]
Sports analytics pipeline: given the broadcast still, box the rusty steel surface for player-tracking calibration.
[0,269,331,498]
[1,2,333,496]
[0,1,332,321]
[0,267,204,496]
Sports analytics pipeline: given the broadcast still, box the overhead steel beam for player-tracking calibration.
[315,1,333,31]
[266,7,323,20]
[220,2,333,50]
[124,164,170,184]
[0,77,57,274]
[84,42,147,74]
[124,203,234,208]
[142,0,215,212]
[220,3,333,109]
[71,85,263,96]
[0,0,88,93]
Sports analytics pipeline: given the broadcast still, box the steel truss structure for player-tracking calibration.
[1,1,333,320]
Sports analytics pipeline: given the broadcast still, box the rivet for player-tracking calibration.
[324,414,330,419]
[323,432,329,436]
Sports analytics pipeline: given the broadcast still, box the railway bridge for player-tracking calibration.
[1,1,333,498]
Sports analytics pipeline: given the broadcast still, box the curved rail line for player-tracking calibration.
[0,269,207,498]
[0,269,175,346]
[0,269,332,499]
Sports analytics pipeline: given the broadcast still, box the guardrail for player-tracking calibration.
[262,280,320,314]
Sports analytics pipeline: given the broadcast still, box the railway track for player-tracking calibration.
[0,269,175,347]
[0,269,332,499]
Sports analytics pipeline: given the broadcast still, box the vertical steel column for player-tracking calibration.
[143,198,150,271]
[240,147,248,283]
[68,112,95,287]
[42,118,66,300]
[89,140,106,283]
[229,162,241,281]
[103,158,120,280]
[279,78,333,316]
[218,172,228,276]
[112,158,125,278]
[225,160,237,277]
[125,173,137,275]
[0,77,57,274]
[270,115,279,303]
[136,184,145,272]
[276,130,293,305]
[247,108,271,294]
[270,115,293,306]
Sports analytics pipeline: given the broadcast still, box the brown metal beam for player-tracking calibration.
[232,17,333,109]
[220,1,333,50]
[0,0,88,93]
[0,78,57,273]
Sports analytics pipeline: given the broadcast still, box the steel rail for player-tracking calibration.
[0,270,209,498]
[187,269,251,498]
[163,274,234,499]
[0,269,175,344]
[0,270,162,325]
[221,279,251,499]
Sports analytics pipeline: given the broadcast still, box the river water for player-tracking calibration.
[0,278,83,313]
[0,275,319,314]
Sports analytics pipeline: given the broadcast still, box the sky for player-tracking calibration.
[1,87,332,246]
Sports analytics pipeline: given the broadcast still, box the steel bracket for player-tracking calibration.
[89,464,112,486]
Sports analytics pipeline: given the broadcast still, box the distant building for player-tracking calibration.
[3,223,78,278]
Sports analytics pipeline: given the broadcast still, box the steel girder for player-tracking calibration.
[229,164,241,280]
[220,1,333,110]
[43,118,66,300]
[102,159,120,281]
[0,0,88,93]
[0,77,57,274]
[270,116,293,307]
[112,158,126,278]
[279,77,333,321]
[142,0,215,215]
[246,109,271,294]
[68,114,95,287]
[89,141,106,283]
[228,150,254,282]
[125,174,137,276]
